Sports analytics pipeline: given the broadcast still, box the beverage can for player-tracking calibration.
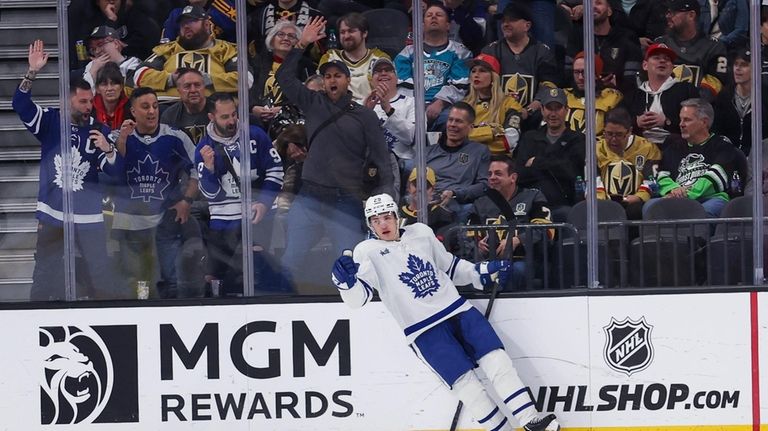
[76,40,88,61]
[136,280,149,300]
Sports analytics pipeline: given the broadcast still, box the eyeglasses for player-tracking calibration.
[603,131,628,139]
[573,70,585,76]
[275,31,299,41]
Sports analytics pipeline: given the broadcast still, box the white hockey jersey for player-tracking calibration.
[341,223,483,343]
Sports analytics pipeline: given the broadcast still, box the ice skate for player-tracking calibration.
[523,414,560,431]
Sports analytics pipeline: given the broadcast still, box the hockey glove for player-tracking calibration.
[475,260,511,291]
[331,255,358,290]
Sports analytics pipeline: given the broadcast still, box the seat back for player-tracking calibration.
[567,199,627,242]
[362,9,410,58]
[642,198,709,239]
[714,195,753,238]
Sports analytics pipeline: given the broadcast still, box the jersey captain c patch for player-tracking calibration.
[399,254,440,299]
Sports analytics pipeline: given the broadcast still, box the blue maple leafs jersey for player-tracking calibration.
[341,223,483,343]
[195,125,284,230]
[12,87,109,226]
[102,124,196,229]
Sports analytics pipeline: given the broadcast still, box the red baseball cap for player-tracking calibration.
[469,53,501,75]
[644,43,677,62]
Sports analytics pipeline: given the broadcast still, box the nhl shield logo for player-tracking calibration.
[603,317,654,376]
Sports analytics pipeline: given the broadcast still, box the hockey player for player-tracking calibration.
[195,92,285,295]
[13,40,115,300]
[331,193,561,431]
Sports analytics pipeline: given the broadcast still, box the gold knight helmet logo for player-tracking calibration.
[178,52,211,73]
[605,160,639,197]
[503,73,534,105]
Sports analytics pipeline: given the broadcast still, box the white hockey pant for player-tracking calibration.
[478,348,538,426]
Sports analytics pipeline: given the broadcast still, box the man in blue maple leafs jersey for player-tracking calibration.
[330,193,561,431]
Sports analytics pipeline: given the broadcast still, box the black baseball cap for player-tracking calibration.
[667,0,700,14]
[318,60,351,77]
[495,2,533,21]
[87,25,123,41]
[177,5,209,22]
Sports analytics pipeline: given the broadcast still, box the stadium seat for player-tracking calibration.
[363,8,410,58]
[557,200,627,288]
[630,198,709,287]
[708,196,754,285]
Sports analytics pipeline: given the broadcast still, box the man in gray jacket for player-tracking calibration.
[276,16,394,293]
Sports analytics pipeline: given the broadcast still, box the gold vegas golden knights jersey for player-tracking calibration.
[564,87,623,136]
[318,48,390,103]
[595,134,662,201]
[468,96,524,155]
[129,39,242,100]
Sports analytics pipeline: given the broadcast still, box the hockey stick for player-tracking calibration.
[449,188,516,431]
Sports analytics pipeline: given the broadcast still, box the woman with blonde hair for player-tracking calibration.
[463,53,524,155]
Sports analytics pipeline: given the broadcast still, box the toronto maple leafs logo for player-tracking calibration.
[398,254,440,299]
[127,155,171,202]
[54,146,90,192]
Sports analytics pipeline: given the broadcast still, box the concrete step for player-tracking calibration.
[0,175,38,199]
[0,56,58,74]
[0,24,57,47]
[0,161,40,178]
[0,46,59,60]
[0,221,38,250]
[0,279,32,303]
[0,126,42,154]
[0,252,35,279]
[0,97,58,111]
[0,7,57,24]
[0,0,58,9]
[0,73,59,96]
[0,147,41,162]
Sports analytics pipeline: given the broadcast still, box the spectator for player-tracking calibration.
[648,98,748,217]
[319,13,390,103]
[565,0,642,92]
[248,0,323,54]
[160,68,212,146]
[13,41,115,300]
[81,25,140,90]
[463,53,523,155]
[655,0,728,101]
[68,0,160,70]
[275,16,395,291]
[443,0,487,55]
[128,6,251,101]
[563,52,622,136]
[495,0,556,50]
[399,167,455,239]
[623,43,698,146]
[103,87,201,298]
[395,3,471,130]
[163,0,237,43]
[427,102,491,222]
[481,2,559,129]
[195,93,285,295]
[595,107,662,220]
[713,48,768,157]
[469,155,553,290]
[700,0,748,52]
[92,62,131,130]
[250,20,314,132]
[273,124,309,212]
[762,6,768,78]
[515,87,586,222]
[628,0,669,51]
[363,57,416,201]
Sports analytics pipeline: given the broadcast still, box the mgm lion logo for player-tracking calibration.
[39,325,139,424]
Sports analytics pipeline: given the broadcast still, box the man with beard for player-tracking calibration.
[655,0,728,101]
[128,5,252,101]
[481,2,559,131]
[195,93,285,296]
[160,68,212,146]
[13,40,116,300]
[102,87,202,298]
[563,52,622,136]
[319,13,390,103]
[515,87,586,222]
[564,0,642,92]
[396,3,471,130]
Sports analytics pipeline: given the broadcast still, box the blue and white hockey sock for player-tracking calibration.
[477,349,538,426]
[451,371,514,431]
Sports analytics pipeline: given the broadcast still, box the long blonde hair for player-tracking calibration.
[464,65,505,121]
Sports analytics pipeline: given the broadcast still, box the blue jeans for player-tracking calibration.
[155,209,203,298]
[280,182,365,291]
[643,196,728,218]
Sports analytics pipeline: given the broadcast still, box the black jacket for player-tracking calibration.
[515,127,586,206]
